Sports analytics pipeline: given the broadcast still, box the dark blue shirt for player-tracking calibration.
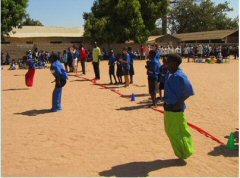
[109,56,116,66]
[155,49,162,64]
[27,58,35,69]
[159,64,168,83]
[147,58,161,79]
[164,69,194,110]
[128,52,136,65]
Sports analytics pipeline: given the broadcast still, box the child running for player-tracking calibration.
[163,53,195,160]
[146,50,161,107]
[108,50,117,84]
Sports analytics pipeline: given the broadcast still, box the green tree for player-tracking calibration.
[22,15,43,26]
[1,0,29,39]
[83,0,168,44]
[168,0,238,34]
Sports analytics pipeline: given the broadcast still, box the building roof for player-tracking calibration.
[8,26,84,38]
[147,35,163,43]
[173,29,238,42]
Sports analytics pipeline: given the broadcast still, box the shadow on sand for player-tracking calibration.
[209,131,239,157]
[208,144,238,157]
[3,88,29,91]
[116,104,150,111]
[99,159,187,177]
[69,79,89,82]
[14,109,52,116]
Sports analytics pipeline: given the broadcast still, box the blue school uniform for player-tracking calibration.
[122,53,130,75]
[147,58,161,94]
[50,60,68,112]
[164,68,194,111]
[155,49,162,64]
[159,64,168,90]
[109,56,116,75]
[129,52,136,75]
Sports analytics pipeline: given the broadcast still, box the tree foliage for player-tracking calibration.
[168,0,238,34]
[22,15,43,26]
[1,0,29,39]
[83,0,167,44]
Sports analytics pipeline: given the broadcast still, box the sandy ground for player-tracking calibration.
[2,57,239,177]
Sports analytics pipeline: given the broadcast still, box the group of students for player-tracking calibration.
[23,42,196,161]
[107,46,135,86]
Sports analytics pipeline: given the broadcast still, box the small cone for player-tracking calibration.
[227,132,237,150]
[131,93,136,101]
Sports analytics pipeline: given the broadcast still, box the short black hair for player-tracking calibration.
[167,53,182,65]
[50,53,58,63]
[148,50,156,59]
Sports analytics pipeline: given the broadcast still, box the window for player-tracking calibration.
[1,41,10,44]
[71,41,82,44]
[50,41,62,44]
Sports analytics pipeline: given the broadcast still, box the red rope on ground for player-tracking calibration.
[71,74,226,145]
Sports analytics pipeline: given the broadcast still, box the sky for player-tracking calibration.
[27,0,239,27]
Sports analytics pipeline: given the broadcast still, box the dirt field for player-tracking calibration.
[2,58,239,176]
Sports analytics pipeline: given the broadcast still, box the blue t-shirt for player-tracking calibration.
[147,58,161,79]
[27,58,35,69]
[109,56,116,66]
[159,64,168,83]
[51,60,68,80]
[164,69,194,110]
[155,49,162,64]
[128,52,136,65]
[122,53,130,69]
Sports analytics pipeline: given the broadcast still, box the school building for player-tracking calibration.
[2,26,239,59]
[2,26,85,59]
[148,29,239,45]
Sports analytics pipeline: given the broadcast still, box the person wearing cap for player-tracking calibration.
[50,53,68,112]
[92,42,102,80]
[164,53,195,160]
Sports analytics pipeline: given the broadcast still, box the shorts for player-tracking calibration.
[109,65,115,75]
[129,64,134,75]
[122,66,130,75]
[148,77,158,95]
[159,82,165,90]
[73,58,78,66]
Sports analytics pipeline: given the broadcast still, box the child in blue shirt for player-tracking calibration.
[128,47,136,84]
[50,53,68,112]
[120,48,130,87]
[158,55,168,101]
[116,54,123,84]
[146,50,161,107]
[108,50,117,84]
[164,53,195,160]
